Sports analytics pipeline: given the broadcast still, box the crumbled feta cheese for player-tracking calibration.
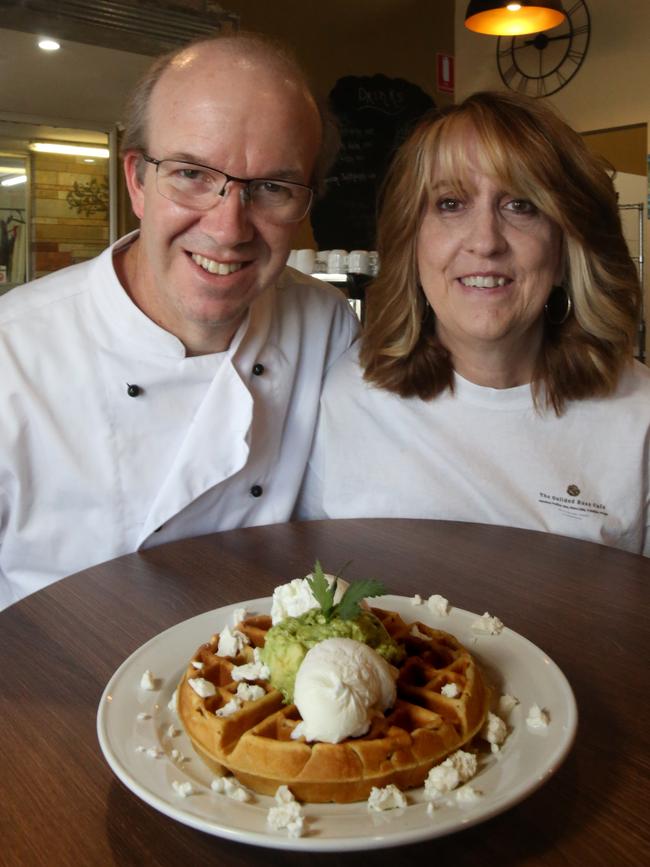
[217,625,249,658]
[168,688,178,712]
[425,763,459,797]
[267,787,304,837]
[146,747,163,759]
[271,575,346,625]
[136,712,151,721]
[267,803,304,837]
[481,712,508,753]
[224,782,252,803]
[471,612,504,635]
[456,784,482,805]
[167,724,179,738]
[211,775,253,802]
[498,694,520,716]
[231,607,247,626]
[427,594,450,616]
[426,801,438,817]
[215,696,242,718]
[231,658,270,682]
[232,648,274,681]
[140,669,156,690]
[191,660,204,670]
[441,682,460,698]
[526,704,550,729]
[171,780,194,797]
[448,749,478,782]
[424,750,477,800]
[411,594,423,606]
[210,776,226,793]
[367,784,407,811]
[410,624,430,640]
[275,785,296,804]
[188,677,217,698]
[236,682,265,702]
[290,721,305,741]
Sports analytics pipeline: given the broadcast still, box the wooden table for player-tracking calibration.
[2,519,649,866]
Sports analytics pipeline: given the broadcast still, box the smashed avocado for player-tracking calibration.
[260,608,405,704]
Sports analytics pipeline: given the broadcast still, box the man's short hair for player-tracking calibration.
[120,30,339,195]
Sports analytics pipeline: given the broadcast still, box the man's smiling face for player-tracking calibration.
[122,42,321,353]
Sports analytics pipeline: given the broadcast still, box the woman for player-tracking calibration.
[298,91,650,556]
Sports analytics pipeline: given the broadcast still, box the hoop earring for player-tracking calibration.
[545,285,572,325]
[419,285,432,323]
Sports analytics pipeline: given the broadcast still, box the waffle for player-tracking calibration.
[177,607,489,803]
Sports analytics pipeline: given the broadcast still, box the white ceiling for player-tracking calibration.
[0,28,152,133]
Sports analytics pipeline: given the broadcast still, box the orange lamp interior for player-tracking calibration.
[465,7,566,36]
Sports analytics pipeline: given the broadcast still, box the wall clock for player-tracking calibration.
[496,0,591,98]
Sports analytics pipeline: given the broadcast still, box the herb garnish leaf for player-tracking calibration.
[335,579,385,620]
[308,560,337,618]
[307,562,386,621]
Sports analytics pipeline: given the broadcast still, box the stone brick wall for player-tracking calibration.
[32,152,109,278]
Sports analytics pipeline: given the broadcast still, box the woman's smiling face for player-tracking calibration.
[416,142,564,382]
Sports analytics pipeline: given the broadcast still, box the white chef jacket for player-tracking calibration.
[0,233,358,609]
[298,343,650,557]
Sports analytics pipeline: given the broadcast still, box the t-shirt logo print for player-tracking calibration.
[566,485,580,497]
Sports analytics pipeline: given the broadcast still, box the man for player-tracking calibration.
[0,33,357,609]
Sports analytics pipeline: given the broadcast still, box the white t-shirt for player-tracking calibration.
[298,343,650,557]
[0,234,358,609]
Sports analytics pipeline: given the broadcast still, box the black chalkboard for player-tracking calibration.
[311,74,436,251]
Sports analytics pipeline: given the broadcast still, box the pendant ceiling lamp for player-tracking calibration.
[465,1,566,36]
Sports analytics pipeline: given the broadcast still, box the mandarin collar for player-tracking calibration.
[89,231,257,360]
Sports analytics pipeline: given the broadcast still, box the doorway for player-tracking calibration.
[0,118,114,294]
[581,122,647,361]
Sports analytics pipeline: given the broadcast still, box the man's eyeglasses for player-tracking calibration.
[142,154,314,224]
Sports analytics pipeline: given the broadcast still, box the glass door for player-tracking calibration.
[0,119,113,293]
[0,154,28,293]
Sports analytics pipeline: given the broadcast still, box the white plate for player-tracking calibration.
[97,595,577,852]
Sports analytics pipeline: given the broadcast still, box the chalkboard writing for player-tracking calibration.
[311,74,436,250]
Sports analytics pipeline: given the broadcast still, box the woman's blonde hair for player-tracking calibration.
[360,90,641,414]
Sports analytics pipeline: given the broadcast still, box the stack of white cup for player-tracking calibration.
[287,249,316,274]
[288,248,378,276]
[348,250,372,275]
